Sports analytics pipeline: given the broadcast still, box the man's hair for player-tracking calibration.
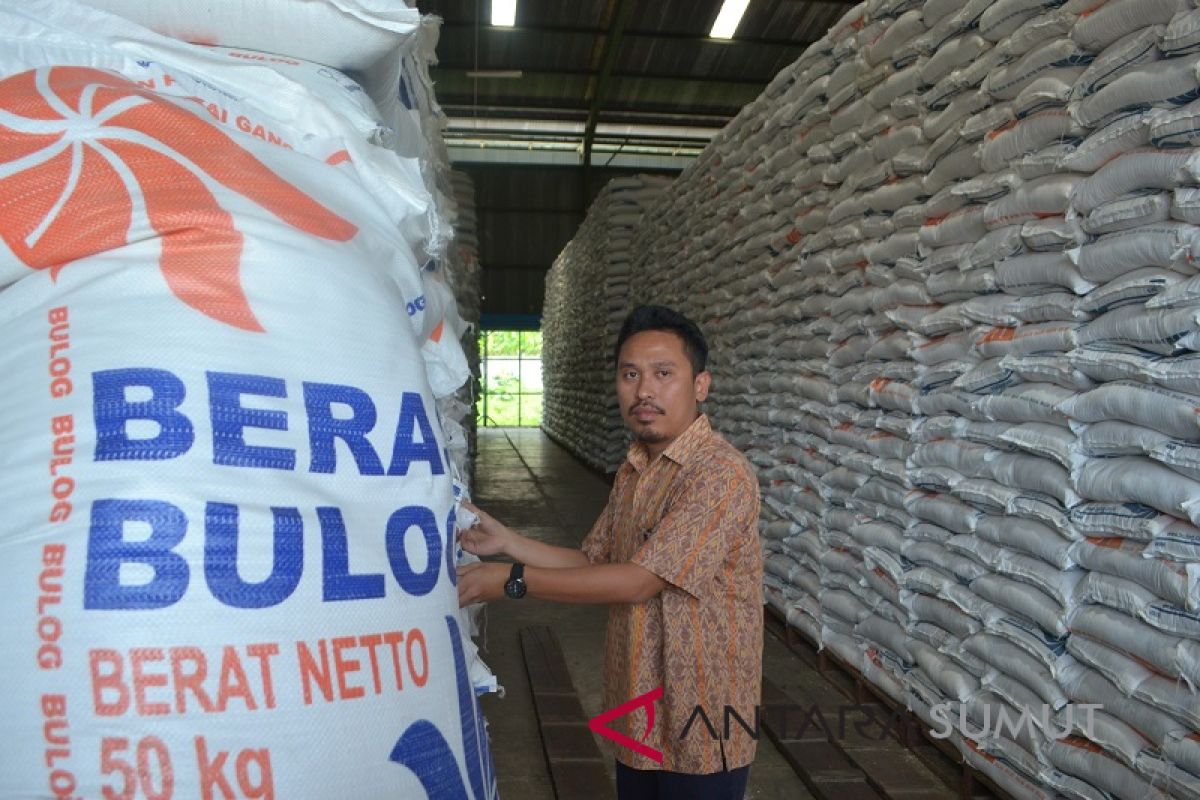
[614,305,709,375]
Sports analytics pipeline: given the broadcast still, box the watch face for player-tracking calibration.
[504,577,527,599]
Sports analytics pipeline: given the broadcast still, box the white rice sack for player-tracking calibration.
[1146,96,1200,150]
[1014,67,1086,117]
[975,322,1081,358]
[922,32,990,85]
[1068,222,1200,282]
[922,89,990,143]
[1073,604,1195,690]
[1068,636,1200,730]
[866,64,927,111]
[1017,141,1080,180]
[964,225,1027,269]
[910,329,981,365]
[830,97,875,135]
[909,439,993,475]
[981,0,1063,43]
[1161,9,1200,57]
[1073,25,1164,97]
[871,123,927,162]
[988,546,1084,609]
[1078,303,1200,354]
[1080,268,1182,315]
[998,422,1083,471]
[1071,500,1179,540]
[978,383,1077,425]
[928,268,998,302]
[925,0,993,50]
[0,8,494,799]
[1070,148,1199,214]
[1064,380,1200,437]
[865,9,927,67]
[820,588,873,626]
[914,302,976,337]
[1078,419,1173,457]
[961,102,1019,143]
[1071,0,1190,53]
[1067,342,1159,383]
[1072,53,1200,129]
[1171,184,1200,224]
[971,571,1071,639]
[953,358,1019,394]
[854,615,915,663]
[902,539,989,582]
[1075,537,1200,611]
[1083,191,1173,234]
[949,500,1015,543]
[984,173,1084,229]
[1005,6,1080,55]
[922,243,972,274]
[993,252,1094,295]
[1149,351,1200,393]
[1150,437,1200,481]
[1042,737,1170,800]
[1021,216,1089,250]
[1005,352,1096,391]
[905,592,983,638]
[1073,455,1200,525]
[985,38,1093,101]
[1063,113,1156,177]
[966,633,1069,709]
[1059,662,1193,760]
[924,142,984,194]
[980,110,1083,173]
[952,170,1024,204]
[1145,518,1200,560]
[904,491,984,534]
[976,513,1077,568]
[919,204,988,249]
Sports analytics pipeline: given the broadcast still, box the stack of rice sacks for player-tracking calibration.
[0,1,495,797]
[542,175,669,472]
[606,1,1200,797]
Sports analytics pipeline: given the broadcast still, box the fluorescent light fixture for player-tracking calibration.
[491,0,516,27]
[465,70,524,79]
[709,0,750,39]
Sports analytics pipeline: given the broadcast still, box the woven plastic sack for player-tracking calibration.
[0,5,495,799]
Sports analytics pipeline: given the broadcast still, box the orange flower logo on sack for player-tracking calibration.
[0,66,358,331]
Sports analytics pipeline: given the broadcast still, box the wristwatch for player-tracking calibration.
[504,562,527,599]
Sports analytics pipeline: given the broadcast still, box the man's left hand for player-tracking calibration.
[457,562,509,607]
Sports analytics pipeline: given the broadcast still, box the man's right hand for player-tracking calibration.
[459,500,515,557]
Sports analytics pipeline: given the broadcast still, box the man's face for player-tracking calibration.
[616,330,711,456]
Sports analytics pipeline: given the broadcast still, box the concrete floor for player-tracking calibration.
[471,427,815,800]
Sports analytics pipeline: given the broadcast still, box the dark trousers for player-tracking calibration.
[615,762,750,800]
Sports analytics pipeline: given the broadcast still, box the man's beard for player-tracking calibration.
[634,428,668,443]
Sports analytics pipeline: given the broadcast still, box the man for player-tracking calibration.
[457,305,763,800]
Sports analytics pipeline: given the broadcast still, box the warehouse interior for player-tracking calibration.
[425,0,1200,798]
[8,0,1200,798]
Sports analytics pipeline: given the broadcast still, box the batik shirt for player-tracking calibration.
[582,414,763,774]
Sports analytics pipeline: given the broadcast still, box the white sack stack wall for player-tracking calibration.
[542,175,671,472]
[449,169,483,479]
[0,1,494,797]
[551,0,1200,797]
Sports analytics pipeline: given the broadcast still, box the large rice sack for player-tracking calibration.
[0,3,495,798]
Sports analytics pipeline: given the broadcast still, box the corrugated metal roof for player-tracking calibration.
[419,0,853,158]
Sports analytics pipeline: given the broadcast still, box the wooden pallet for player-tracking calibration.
[764,606,1010,800]
[520,625,616,800]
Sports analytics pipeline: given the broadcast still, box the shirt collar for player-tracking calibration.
[627,413,711,472]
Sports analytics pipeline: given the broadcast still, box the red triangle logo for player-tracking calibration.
[587,686,664,764]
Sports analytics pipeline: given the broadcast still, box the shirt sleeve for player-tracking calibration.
[580,491,616,564]
[631,459,759,599]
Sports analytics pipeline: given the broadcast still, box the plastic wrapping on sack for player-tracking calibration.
[0,3,496,798]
